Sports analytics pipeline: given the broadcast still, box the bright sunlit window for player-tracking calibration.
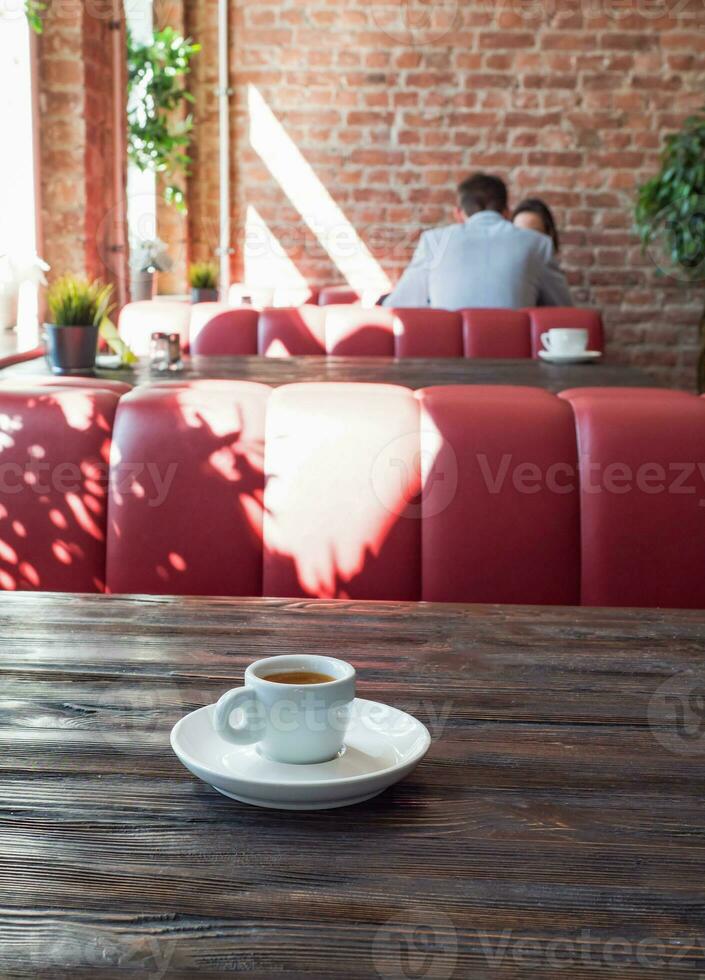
[0,12,39,348]
[125,0,157,266]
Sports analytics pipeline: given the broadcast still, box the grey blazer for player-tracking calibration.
[383,211,573,310]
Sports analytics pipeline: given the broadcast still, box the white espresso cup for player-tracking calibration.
[213,655,356,764]
[541,328,588,354]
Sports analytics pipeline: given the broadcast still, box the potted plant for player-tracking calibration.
[45,277,114,375]
[130,238,173,301]
[189,262,219,303]
[636,108,705,391]
[127,27,201,214]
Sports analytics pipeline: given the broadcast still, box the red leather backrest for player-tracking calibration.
[272,285,320,307]
[0,387,120,592]
[258,306,326,356]
[528,308,604,357]
[318,285,361,306]
[417,385,580,604]
[118,300,192,356]
[106,381,270,595]
[189,305,259,355]
[462,309,532,358]
[324,306,395,356]
[393,309,463,358]
[560,388,705,608]
[263,383,421,599]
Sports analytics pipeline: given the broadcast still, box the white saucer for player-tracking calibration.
[539,349,602,364]
[170,698,431,810]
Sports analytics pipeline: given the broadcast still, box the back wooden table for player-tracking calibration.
[1,593,703,978]
[2,354,658,393]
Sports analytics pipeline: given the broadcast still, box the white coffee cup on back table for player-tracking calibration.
[214,655,356,765]
[541,328,588,355]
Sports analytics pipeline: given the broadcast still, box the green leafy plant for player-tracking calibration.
[636,108,705,390]
[47,277,115,327]
[46,277,137,365]
[189,261,218,289]
[100,317,138,366]
[127,27,201,215]
[25,0,46,34]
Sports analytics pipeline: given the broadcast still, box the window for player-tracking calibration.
[0,11,39,348]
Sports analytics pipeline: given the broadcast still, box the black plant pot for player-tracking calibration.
[44,323,99,375]
[191,287,219,304]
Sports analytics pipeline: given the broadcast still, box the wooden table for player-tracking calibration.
[2,354,658,393]
[1,593,704,978]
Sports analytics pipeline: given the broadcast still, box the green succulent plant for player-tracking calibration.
[47,277,115,327]
[189,262,219,290]
[46,277,137,366]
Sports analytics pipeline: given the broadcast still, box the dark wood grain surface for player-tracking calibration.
[1,593,703,978]
[2,353,658,392]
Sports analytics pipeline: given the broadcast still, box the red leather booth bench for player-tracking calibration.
[0,378,702,609]
[121,302,604,360]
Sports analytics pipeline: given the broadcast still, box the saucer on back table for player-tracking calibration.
[538,350,602,365]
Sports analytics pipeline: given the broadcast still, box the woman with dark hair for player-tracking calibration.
[512,198,560,253]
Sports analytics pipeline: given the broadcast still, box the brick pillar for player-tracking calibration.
[36,2,127,298]
[184,0,222,271]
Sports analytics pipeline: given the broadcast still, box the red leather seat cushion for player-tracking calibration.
[106,381,270,595]
[318,285,361,306]
[560,388,705,608]
[0,387,120,592]
[417,385,580,604]
[324,306,395,356]
[1,376,132,395]
[559,387,690,401]
[263,383,421,599]
[189,305,259,355]
[393,309,463,358]
[462,309,532,358]
[258,306,326,356]
[527,308,604,357]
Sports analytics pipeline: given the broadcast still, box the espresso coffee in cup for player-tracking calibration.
[214,655,355,765]
[263,670,335,685]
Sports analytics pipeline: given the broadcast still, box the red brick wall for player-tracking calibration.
[83,8,126,295]
[185,0,222,266]
[37,3,88,280]
[185,0,705,388]
[37,2,127,300]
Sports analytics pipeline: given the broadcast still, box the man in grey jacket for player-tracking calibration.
[382,174,572,309]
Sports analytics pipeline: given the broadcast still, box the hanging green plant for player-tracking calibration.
[25,0,46,33]
[126,26,201,215]
[636,108,705,391]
